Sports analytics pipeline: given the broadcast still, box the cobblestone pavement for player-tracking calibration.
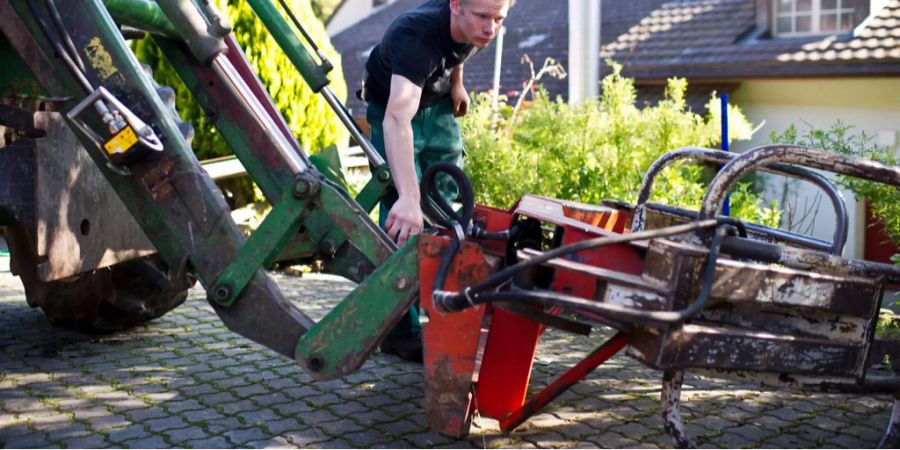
[0,268,893,448]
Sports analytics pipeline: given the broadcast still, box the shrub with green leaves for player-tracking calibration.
[770,122,899,246]
[461,64,779,228]
[132,0,348,161]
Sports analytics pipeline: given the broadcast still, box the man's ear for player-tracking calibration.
[449,0,461,15]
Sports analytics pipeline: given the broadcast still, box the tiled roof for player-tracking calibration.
[331,0,900,113]
[331,0,669,113]
[602,0,900,80]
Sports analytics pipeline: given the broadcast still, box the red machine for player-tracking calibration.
[416,147,900,448]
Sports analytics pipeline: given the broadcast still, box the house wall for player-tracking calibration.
[731,77,900,259]
[327,0,377,36]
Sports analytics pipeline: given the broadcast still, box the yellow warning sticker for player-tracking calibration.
[104,126,138,155]
[84,37,119,80]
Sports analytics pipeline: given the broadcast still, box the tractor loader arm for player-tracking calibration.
[0,0,415,379]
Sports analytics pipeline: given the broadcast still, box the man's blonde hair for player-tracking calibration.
[459,0,517,7]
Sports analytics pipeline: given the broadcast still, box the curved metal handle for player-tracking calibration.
[695,145,900,247]
[632,147,850,255]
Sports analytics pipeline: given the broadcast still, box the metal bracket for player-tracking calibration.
[208,175,317,307]
[354,165,392,214]
[295,235,420,380]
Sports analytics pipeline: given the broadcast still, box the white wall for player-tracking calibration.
[327,0,375,36]
[731,77,900,259]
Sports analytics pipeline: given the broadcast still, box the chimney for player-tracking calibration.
[568,0,601,103]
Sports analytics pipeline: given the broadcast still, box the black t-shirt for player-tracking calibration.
[364,0,478,109]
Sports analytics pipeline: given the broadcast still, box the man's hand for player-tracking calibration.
[383,75,424,246]
[385,195,423,246]
[450,64,468,117]
[451,83,469,117]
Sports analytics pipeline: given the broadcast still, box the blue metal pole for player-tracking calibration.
[721,93,731,216]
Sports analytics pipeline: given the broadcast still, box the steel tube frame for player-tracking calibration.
[632,146,849,255]
[698,145,900,222]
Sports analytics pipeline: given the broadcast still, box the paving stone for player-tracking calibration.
[144,415,190,433]
[712,430,757,448]
[107,398,150,412]
[70,406,113,421]
[119,434,170,448]
[59,434,111,448]
[1,431,51,448]
[126,407,167,422]
[24,412,74,430]
[182,408,227,423]
[310,438,354,448]
[44,423,92,441]
[224,426,271,445]
[296,408,339,425]
[219,399,259,415]
[205,416,244,435]
[343,429,392,447]
[200,391,238,406]
[759,433,811,448]
[105,424,152,443]
[162,425,209,443]
[177,383,217,397]
[86,413,131,431]
[842,423,886,442]
[349,408,398,427]
[588,430,640,448]
[245,436,295,448]
[610,421,654,439]
[281,428,330,447]
[317,417,366,435]
[182,435,234,449]
[262,416,304,435]
[232,383,268,399]
[162,398,203,414]
[379,418,428,437]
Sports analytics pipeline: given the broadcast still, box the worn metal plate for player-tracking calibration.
[629,323,869,378]
[295,235,419,380]
[420,235,491,437]
[0,140,35,227]
[34,112,154,281]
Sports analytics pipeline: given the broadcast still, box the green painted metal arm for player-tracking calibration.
[245,0,330,92]
[296,235,420,380]
[103,0,179,37]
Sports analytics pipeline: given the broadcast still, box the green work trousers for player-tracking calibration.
[367,98,464,338]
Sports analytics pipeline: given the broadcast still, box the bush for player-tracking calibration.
[770,122,899,246]
[132,0,348,161]
[461,63,780,228]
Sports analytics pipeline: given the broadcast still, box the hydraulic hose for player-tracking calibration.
[433,220,735,328]
[26,0,94,93]
[420,162,474,292]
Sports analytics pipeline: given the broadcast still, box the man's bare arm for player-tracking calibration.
[383,75,424,246]
[450,64,468,117]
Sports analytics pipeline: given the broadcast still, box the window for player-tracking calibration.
[773,0,856,36]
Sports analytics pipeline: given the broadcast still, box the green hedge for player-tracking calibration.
[132,0,348,161]
[461,65,780,228]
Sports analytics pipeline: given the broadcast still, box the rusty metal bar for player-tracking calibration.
[498,332,628,433]
[719,235,900,284]
[638,203,837,255]
[698,145,900,224]
[632,147,849,255]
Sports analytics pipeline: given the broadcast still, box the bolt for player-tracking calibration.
[293,179,311,198]
[307,354,325,372]
[212,284,232,303]
[424,241,441,257]
[319,239,337,257]
[377,169,391,182]
[394,276,410,291]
